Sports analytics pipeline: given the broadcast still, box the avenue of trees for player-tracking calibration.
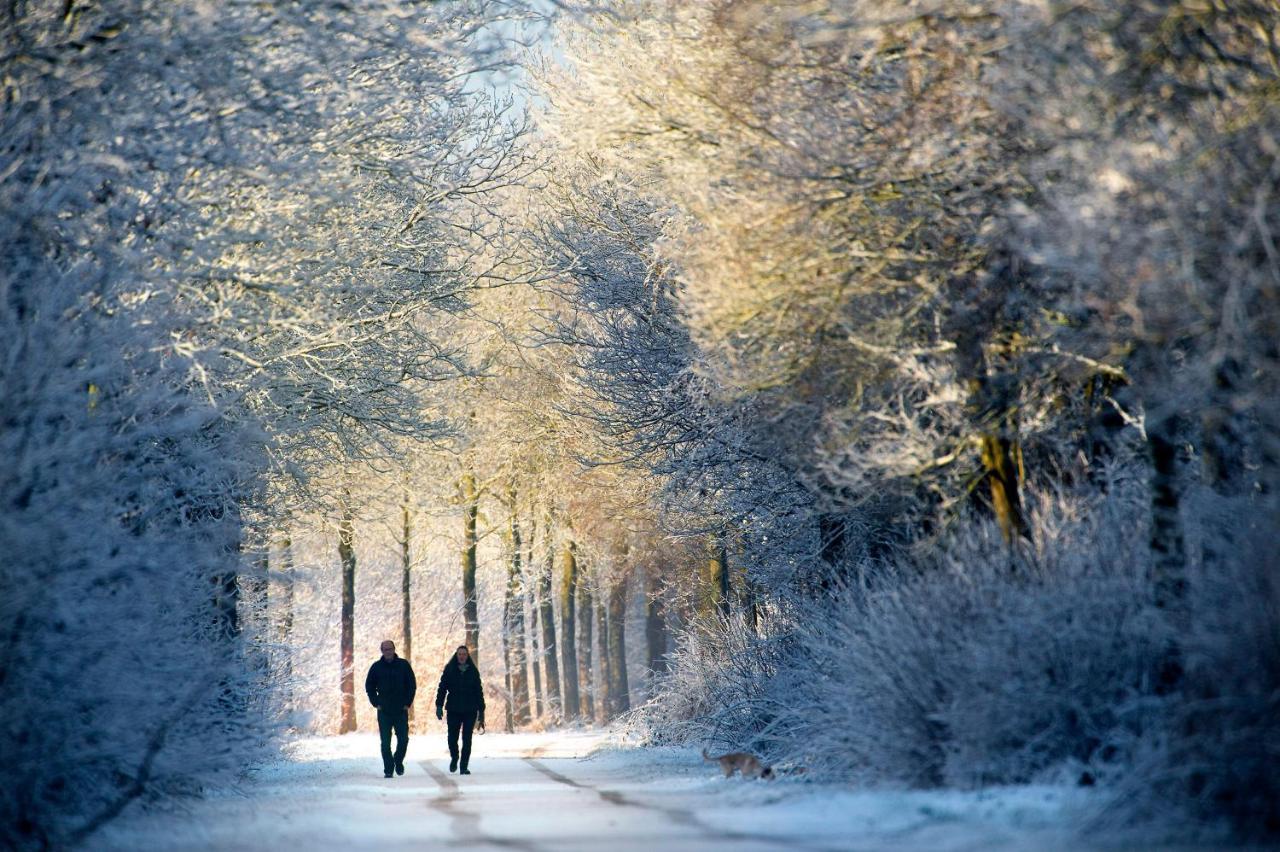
[3,0,1276,847]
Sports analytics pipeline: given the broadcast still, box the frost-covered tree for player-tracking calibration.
[2,0,538,844]
[521,0,1279,840]
[540,2,1027,545]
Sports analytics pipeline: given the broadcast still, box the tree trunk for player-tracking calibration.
[213,531,246,721]
[1199,357,1247,579]
[212,570,239,641]
[338,498,357,734]
[707,535,730,621]
[1149,420,1189,693]
[644,565,668,680]
[606,575,630,716]
[951,305,1030,549]
[594,590,611,724]
[277,534,295,712]
[526,516,543,720]
[244,550,270,692]
[980,431,1029,547]
[1149,425,1188,611]
[400,488,414,722]
[506,494,530,726]
[461,472,480,664]
[502,591,515,733]
[1201,357,1246,492]
[245,552,269,634]
[558,538,581,721]
[538,515,560,721]
[742,575,759,634]
[576,564,594,722]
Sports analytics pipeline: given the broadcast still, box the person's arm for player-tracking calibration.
[476,669,486,728]
[435,667,448,719]
[365,663,378,707]
[405,661,417,708]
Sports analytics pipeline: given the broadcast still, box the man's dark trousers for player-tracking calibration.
[378,706,409,774]
[446,710,477,770]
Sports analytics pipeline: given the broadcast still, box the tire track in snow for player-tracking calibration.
[521,747,844,852]
[421,760,542,852]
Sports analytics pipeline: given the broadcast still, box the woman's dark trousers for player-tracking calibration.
[378,706,410,774]
[446,710,477,770]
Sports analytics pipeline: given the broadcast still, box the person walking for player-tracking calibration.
[365,639,417,778]
[434,645,485,774]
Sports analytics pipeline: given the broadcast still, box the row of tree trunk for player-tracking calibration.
[263,482,773,735]
[324,479,670,734]
[498,496,641,727]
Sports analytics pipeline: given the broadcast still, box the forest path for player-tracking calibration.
[96,731,1096,851]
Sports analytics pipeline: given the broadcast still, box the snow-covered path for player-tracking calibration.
[96,731,1100,851]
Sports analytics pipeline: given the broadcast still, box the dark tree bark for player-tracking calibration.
[559,538,581,721]
[338,497,357,734]
[949,283,1030,549]
[244,551,269,693]
[606,574,630,716]
[538,513,560,720]
[741,574,759,635]
[1201,357,1246,493]
[526,515,544,720]
[707,534,730,621]
[505,493,530,726]
[212,570,239,641]
[400,486,414,722]
[1199,357,1249,583]
[502,593,515,733]
[1148,418,1190,693]
[461,472,480,665]
[576,563,594,721]
[980,430,1029,547]
[594,591,611,724]
[276,534,295,710]
[644,565,668,679]
[1149,424,1188,611]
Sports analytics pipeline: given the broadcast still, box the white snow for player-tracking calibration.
[94,730,1110,851]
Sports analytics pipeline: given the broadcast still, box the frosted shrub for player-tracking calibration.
[0,283,261,849]
[793,477,1169,787]
[625,616,805,757]
[933,538,1166,788]
[634,469,1180,790]
[1115,502,1280,839]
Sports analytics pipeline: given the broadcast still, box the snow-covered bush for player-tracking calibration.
[0,257,260,848]
[1,0,524,844]
[629,468,1166,780]
[1111,498,1280,840]
[795,473,1166,787]
[0,9,257,844]
[625,615,803,755]
[632,456,1279,841]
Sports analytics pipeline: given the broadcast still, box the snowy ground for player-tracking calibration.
[95,730,1118,851]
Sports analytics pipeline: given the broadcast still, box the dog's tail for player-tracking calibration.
[701,748,713,762]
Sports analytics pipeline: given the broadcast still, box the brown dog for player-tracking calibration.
[702,748,775,780]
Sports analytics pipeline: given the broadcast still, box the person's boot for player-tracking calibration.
[460,765,471,775]
[449,757,458,773]
[395,761,405,776]
[384,768,393,779]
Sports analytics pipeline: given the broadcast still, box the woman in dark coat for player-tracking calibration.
[434,645,485,774]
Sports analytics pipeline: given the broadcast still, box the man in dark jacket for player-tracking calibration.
[365,639,417,778]
[435,644,485,775]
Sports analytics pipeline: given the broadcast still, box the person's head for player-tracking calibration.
[454,645,469,665]
[380,640,396,661]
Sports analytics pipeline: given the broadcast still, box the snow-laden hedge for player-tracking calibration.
[629,469,1280,840]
